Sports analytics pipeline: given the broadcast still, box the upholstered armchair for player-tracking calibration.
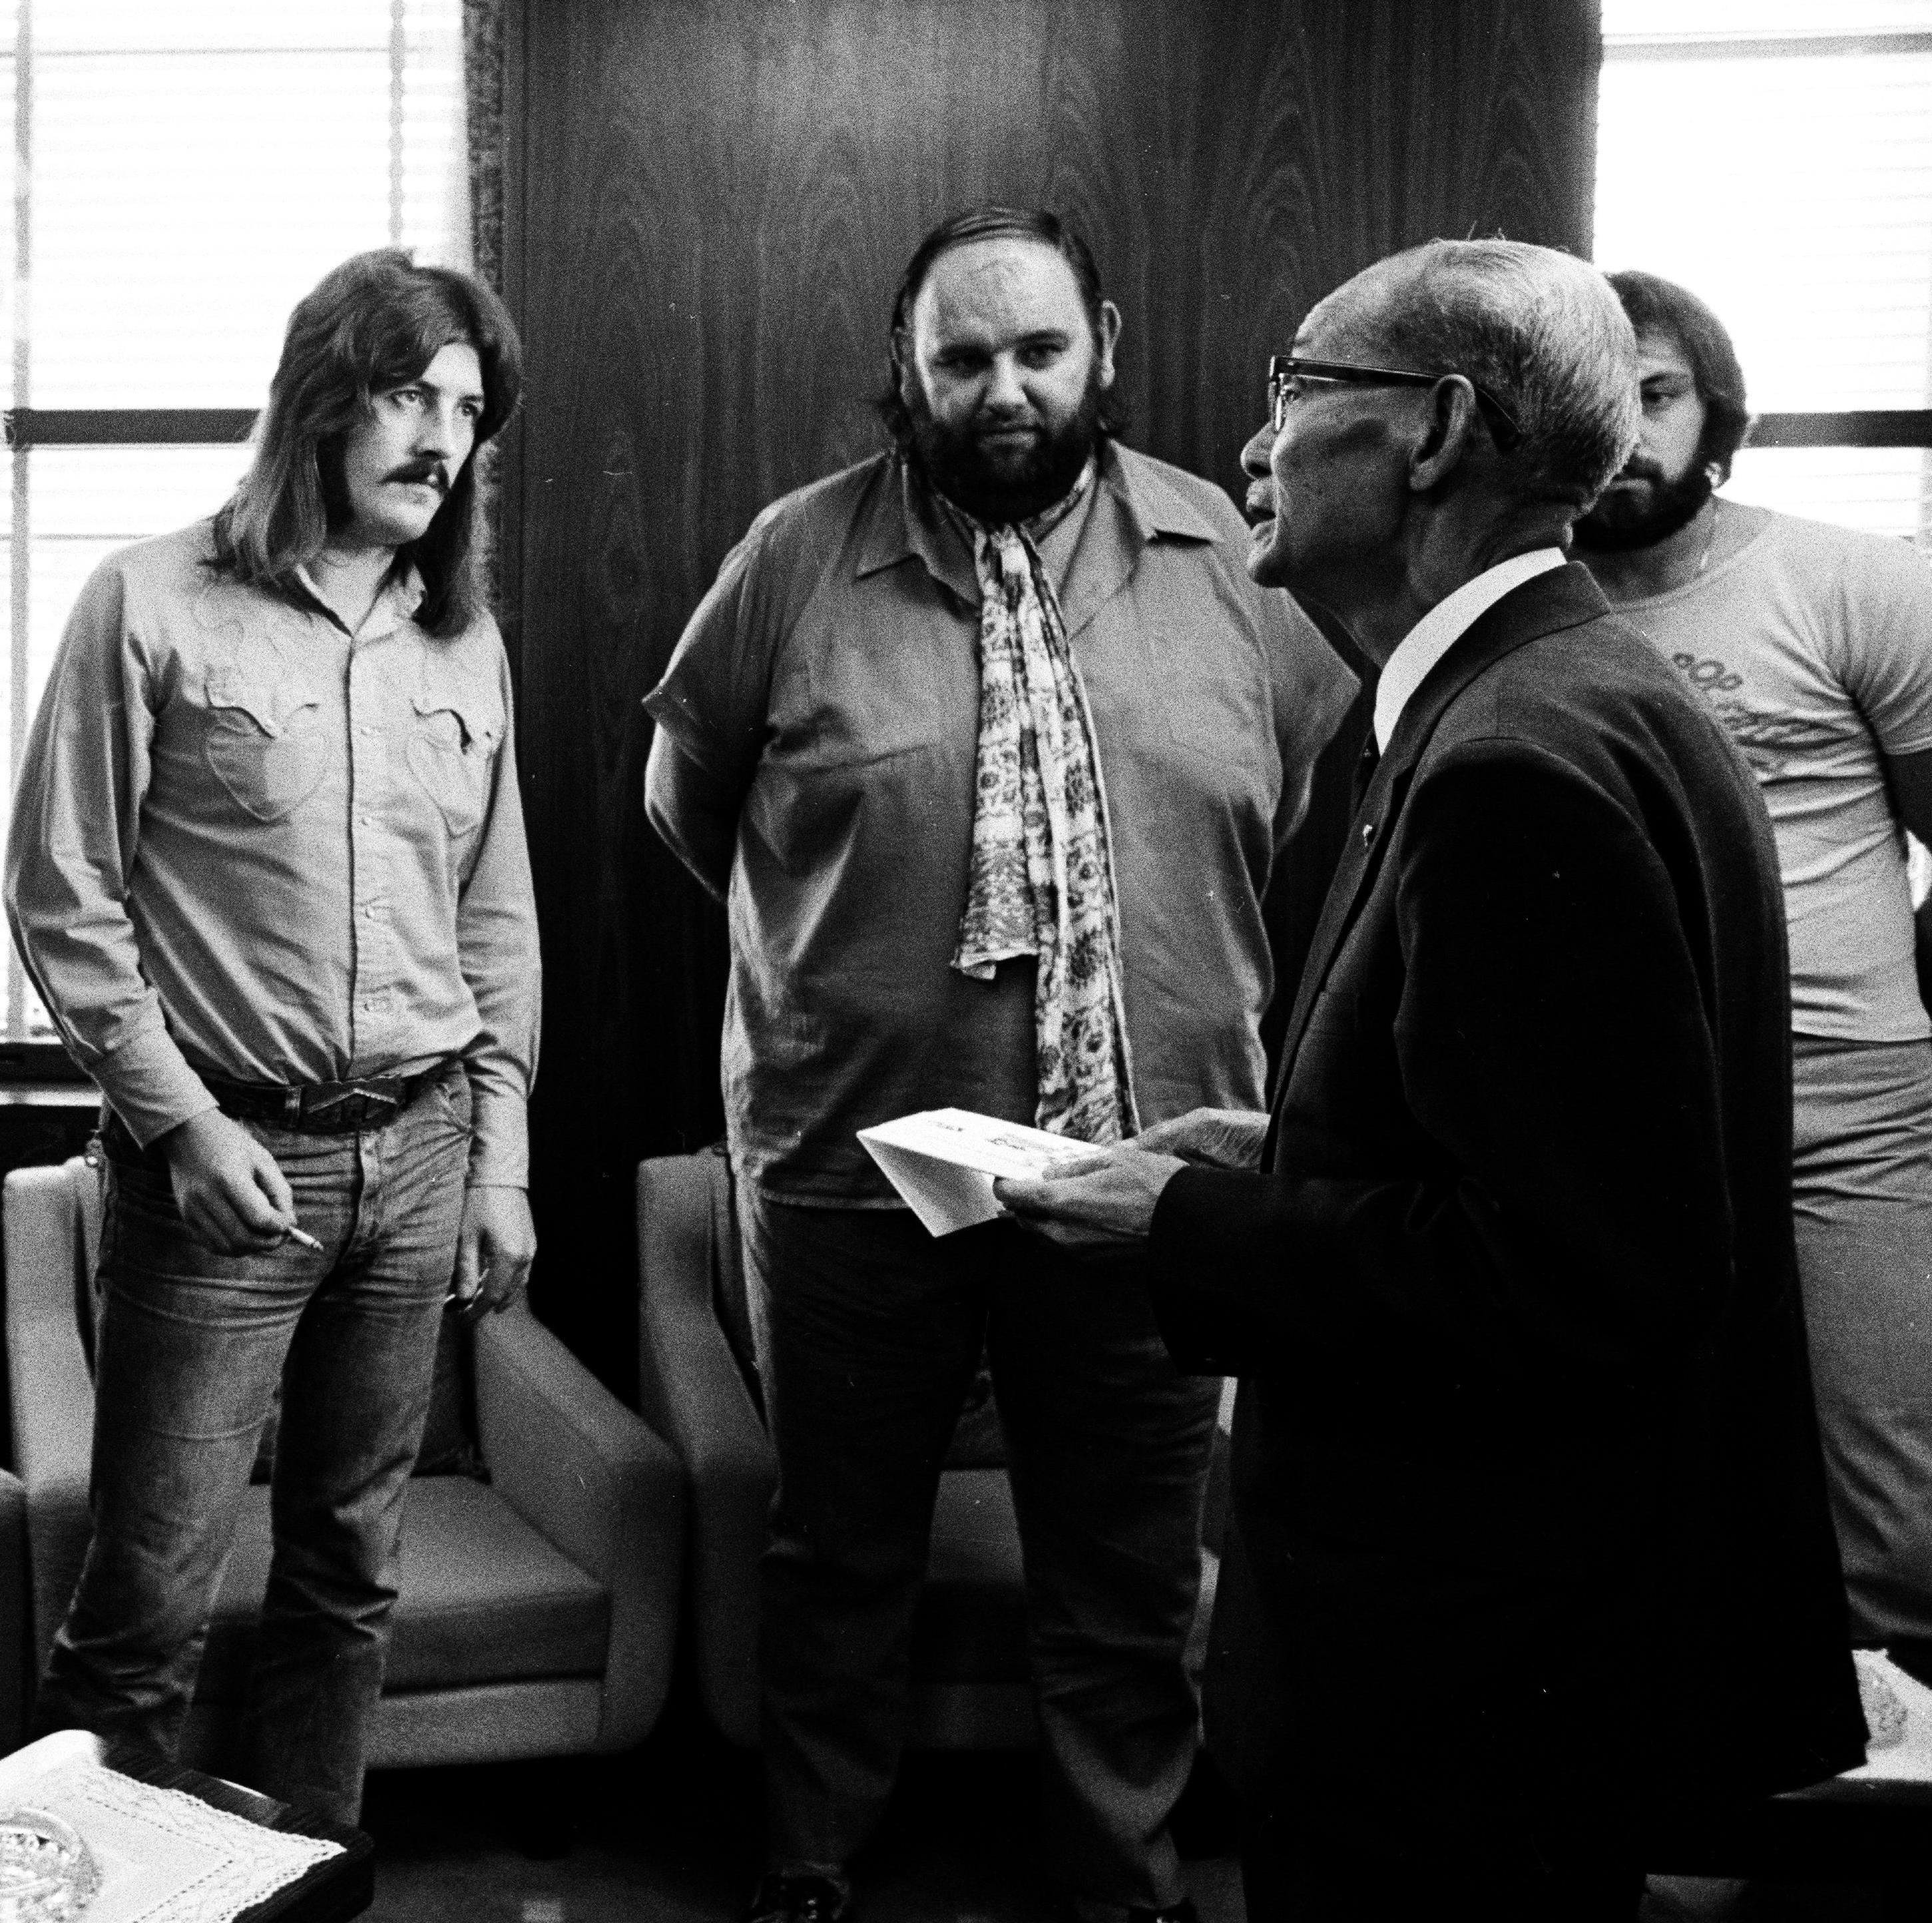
[0,1469,26,1752]
[4,1155,683,1772]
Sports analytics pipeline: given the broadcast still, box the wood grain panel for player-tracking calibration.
[505,0,1599,1387]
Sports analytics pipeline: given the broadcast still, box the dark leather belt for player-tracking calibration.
[201,1065,450,1135]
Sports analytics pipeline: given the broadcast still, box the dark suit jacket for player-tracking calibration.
[1149,565,1865,1812]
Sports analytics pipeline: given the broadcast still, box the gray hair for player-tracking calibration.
[1330,238,1639,509]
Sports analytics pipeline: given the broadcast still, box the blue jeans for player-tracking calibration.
[33,1069,471,1824]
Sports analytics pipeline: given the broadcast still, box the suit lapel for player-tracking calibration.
[1270,565,1613,1103]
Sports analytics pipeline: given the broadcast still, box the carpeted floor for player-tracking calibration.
[354,1697,1905,1923]
[357,1695,1246,1923]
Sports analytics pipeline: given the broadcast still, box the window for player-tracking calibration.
[0,0,469,1051]
[1596,0,1932,544]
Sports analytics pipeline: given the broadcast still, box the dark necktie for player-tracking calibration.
[1350,733,1381,813]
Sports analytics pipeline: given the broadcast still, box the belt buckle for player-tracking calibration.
[302,1081,402,1131]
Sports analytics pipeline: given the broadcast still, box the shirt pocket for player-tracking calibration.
[407,687,501,836]
[202,672,326,821]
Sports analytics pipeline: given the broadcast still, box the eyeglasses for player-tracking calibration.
[1267,354,1522,451]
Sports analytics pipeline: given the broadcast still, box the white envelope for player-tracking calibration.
[858,1107,1099,1236]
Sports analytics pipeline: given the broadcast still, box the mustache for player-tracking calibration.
[383,458,449,491]
[1610,457,1666,485]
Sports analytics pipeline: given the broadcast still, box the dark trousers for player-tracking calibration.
[744,1191,1220,1911]
[35,1075,469,1823]
[1221,1540,1648,1923]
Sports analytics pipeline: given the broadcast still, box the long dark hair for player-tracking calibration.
[211,249,523,637]
[875,206,1129,447]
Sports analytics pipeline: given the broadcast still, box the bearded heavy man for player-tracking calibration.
[644,205,1353,1923]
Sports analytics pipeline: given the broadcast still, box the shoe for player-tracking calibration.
[742,1872,851,1923]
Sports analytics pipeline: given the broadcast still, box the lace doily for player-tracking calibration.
[4,1761,340,1923]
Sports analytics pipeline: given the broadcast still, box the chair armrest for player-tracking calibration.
[4,1167,97,1673]
[0,1471,28,1751]
[473,1299,683,1751]
[636,1155,774,1746]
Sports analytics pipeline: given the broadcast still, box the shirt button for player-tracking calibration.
[359,814,373,827]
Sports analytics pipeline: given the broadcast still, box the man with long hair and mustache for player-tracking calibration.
[644,206,1352,1923]
[7,248,539,1822]
[1576,268,1932,1679]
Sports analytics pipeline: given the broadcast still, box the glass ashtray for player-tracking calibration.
[0,1807,101,1921]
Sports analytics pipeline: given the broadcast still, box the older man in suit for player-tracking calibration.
[1000,238,1865,1920]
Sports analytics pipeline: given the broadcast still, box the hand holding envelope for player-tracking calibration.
[994,1142,1186,1254]
[857,1108,1107,1236]
[857,1105,1186,1252]
[991,1105,1269,1252]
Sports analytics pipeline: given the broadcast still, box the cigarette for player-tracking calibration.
[285,1225,324,1251]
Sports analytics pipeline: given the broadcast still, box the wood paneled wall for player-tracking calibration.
[501,0,1600,1388]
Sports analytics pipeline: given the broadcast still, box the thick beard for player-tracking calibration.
[905,376,1103,525]
[1573,459,1714,553]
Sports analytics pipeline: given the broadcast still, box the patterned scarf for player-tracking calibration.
[949,473,1139,1144]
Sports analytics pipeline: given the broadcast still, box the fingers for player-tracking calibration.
[1129,1107,1266,1169]
[248,1145,296,1222]
[192,1160,292,1256]
[226,1163,293,1248]
[993,1174,1112,1250]
[1130,1116,1189,1155]
[1042,1151,1112,1179]
[993,1173,1044,1213]
[461,1190,537,1315]
[184,1190,287,1256]
[485,1240,535,1312]
[449,1224,485,1321]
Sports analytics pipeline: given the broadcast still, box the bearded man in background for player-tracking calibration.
[1577,268,1932,1669]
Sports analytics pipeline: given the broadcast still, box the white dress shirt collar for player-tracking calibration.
[1371,547,1567,752]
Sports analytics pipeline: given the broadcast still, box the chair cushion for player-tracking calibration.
[196,1480,609,1701]
[910,1469,1030,1686]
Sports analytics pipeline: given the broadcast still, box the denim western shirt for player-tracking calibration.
[645,443,1358,1202]
[6,519,539,1186]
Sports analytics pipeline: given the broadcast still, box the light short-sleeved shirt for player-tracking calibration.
[644,443,1357,1202]
[1616,511,1932,1043]
[5,520,541,1183]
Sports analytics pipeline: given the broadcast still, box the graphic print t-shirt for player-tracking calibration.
[1618,511,1932,1041]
